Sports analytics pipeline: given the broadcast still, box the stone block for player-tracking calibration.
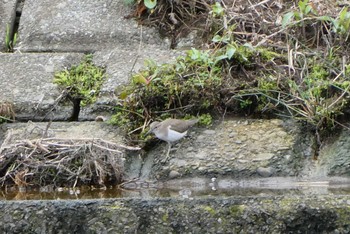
[0,53,84,120]
[0,0,17,51]
[0,121,124,146]
[148,119,303,179]
[16,0,169,52]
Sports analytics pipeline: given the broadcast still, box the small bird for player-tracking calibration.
[146,118,199,161]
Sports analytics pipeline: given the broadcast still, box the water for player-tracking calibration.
[1,177,350,200]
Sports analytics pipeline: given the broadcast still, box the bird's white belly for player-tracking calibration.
[155,129,187,143]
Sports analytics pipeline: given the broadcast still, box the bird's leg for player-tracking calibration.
[162,142,172,162]
[168,141,183,153]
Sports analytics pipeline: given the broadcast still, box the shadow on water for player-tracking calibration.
[2,177,350,200]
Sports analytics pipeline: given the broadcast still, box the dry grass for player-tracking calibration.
[0,136,140,189]
[0,102,15,122]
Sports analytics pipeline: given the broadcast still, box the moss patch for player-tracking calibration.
[54,54,106,107]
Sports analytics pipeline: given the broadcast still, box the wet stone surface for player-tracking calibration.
[317,129,350,177]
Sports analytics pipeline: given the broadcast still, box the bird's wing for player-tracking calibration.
[166,119,197,133]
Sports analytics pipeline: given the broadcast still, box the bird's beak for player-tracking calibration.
[145,128,153,136]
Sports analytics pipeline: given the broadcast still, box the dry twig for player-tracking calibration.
[0,138,140,188]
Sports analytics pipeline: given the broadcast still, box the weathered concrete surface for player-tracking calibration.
[0,196,350,233]
[0,53,84,121]
[144,119,311,180]
[316,129,350,177]
[0,121,124,146]
[0,0,17,51]
[16,0,169,52]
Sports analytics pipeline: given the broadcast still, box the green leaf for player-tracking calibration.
[214,54,228,63]
[282,12,295,28]
[144,0,156,9]
[318,16,333,22]
[189,48,201,60]
[119,90,129,99]
[298,0,307,12]
[243,43,254,50]
[211,2,224,17]
[304,5,312,15]
[339,7,349,21]
[133,74,148,85]
[212,35,222,43]
[226,45,236,59]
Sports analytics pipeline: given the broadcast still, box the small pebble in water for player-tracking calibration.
[210,177,218,190]
[179,189,192,198]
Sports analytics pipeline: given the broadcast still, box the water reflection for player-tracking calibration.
[0,186,124,200]
[1,177,350,200]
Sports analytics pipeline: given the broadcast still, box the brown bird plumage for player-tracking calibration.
[147,118,198,161]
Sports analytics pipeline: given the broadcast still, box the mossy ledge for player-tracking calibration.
[1,196,350,233]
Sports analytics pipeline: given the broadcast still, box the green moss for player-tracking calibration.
[278,197,297,211]
[109,111,131,126]
[230,205,245,214]
[54,54,106,106]
[198,113,213,126]
[202,205,216,215]
[162,212,169,222]
[308,65,329,80]
[234,45,254,65]
[257,48,282,61]
[101,201,124,210]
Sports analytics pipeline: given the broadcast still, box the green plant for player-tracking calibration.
[5,24,17,52]
[197,114,213,126]
[332,7,350,40]
[117,0,340,141]
[113,51,224,133]
[111,16,283,138]
[120,0,350,159]
[114,2,285,139]
[144,0,157,9]
[282,0,317,27]
[54,55,106,106]
[237,58,350,130]
[281,0,350,42]
[239,99,253,109]
[210,2,225,18]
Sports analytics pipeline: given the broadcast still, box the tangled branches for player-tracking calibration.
[0,138,140,189]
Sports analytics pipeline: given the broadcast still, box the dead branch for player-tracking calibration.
[0,138,139,188]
